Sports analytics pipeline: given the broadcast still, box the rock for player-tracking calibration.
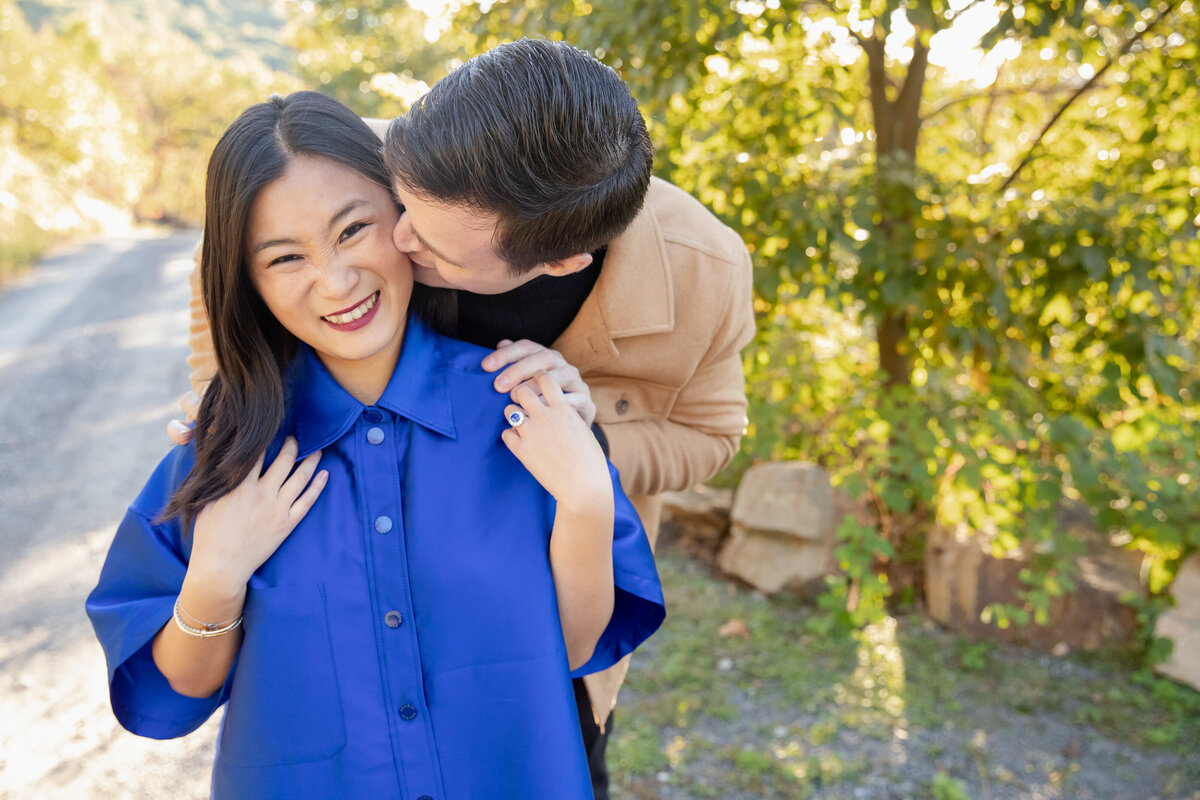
[924,508,1143,651]
[1155,552,1200,691]
[717,462,841,594]
[657,484,734,556]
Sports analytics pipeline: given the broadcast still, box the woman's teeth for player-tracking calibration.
[323,292,378,324]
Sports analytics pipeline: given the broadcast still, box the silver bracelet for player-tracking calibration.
[173,597,243,638]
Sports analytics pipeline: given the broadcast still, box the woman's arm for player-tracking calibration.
[501,374,615,670]
[152,439,326,697]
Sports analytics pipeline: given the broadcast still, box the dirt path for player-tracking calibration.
[0,233,216,800]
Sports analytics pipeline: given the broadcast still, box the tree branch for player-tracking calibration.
[944,0,989,23]
[925,85,1084,118]
[895,40,930,155]
[997,0,1181,195]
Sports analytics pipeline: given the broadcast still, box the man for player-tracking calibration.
[180,38,754,798]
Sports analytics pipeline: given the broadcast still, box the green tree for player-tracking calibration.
[1,0,298,277]
[294,0,1200,637]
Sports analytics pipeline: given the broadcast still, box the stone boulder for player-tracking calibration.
[1155,553,1200,690]
[717,462,841,594]
[924,508,1143,651]
[657,485,733,558]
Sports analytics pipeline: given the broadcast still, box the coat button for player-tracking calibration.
[374,516,393,534]
[398,704,418,721]
[366,426,385,445]
[615,398,629,415]
[384,610,403,628]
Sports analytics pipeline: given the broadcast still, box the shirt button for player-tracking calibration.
[384,610,403,628]
[366,426,385,445]
[398,704,418,721]
[417,796,433,800]
[374,516,393,534]
[615,398,629,415]
[364,408,383,423]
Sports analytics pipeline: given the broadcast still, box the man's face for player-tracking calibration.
[392,182,553,295]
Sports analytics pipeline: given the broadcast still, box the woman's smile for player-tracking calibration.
[321,291,380,329]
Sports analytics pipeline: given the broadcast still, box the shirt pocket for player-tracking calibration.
[217,582,346,767]
[592,379,679,424]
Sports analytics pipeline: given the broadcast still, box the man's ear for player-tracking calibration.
[542,252,594,277]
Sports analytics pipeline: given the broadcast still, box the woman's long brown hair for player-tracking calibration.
[163,91,451,526]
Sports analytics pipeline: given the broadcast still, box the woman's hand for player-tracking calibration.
[484,339,597,428]
[500,373,610,514]
[155,440,326,698]
[187,438,327,594]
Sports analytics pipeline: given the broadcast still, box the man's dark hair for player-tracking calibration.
[384,38,654,272]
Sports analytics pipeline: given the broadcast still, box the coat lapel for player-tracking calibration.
[552,178,676,373]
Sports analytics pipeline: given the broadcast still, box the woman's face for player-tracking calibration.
[246,154,413,389]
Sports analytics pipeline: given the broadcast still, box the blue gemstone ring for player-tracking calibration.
[507,409,527,428]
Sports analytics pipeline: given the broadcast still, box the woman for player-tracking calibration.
[86,91,663,800]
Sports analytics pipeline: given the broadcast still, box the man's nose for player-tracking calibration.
[392,213,421,254]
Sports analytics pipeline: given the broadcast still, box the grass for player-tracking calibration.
[609,548,1200,798]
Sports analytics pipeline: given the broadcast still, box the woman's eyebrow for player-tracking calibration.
[252,200,372,255]
[327,199,370,232]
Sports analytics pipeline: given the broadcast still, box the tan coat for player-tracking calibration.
[185,175,756,723]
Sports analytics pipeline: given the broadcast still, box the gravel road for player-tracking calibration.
[0,233,217,800]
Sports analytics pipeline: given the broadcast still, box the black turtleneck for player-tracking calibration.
[454,248,605,349]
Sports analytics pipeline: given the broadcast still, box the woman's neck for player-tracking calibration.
[319,325,406,406]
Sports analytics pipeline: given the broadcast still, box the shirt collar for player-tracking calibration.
[289,314,457,457]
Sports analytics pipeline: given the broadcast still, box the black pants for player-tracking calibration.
[573,677,614,800]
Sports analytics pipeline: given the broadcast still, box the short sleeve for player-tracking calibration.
[85,446,227,739]
[570,462,665,678]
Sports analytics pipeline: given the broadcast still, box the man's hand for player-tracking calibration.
[482,339,597,428]
[166,390,202,446]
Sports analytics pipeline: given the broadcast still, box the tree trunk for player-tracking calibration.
[864,38,928,388]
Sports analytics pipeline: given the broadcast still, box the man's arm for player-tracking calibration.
[601,244,755,497]
[187,243,217,395]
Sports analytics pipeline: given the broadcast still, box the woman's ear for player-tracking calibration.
[542,252,594,277]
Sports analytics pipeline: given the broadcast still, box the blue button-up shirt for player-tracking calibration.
[87,315,665,800]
